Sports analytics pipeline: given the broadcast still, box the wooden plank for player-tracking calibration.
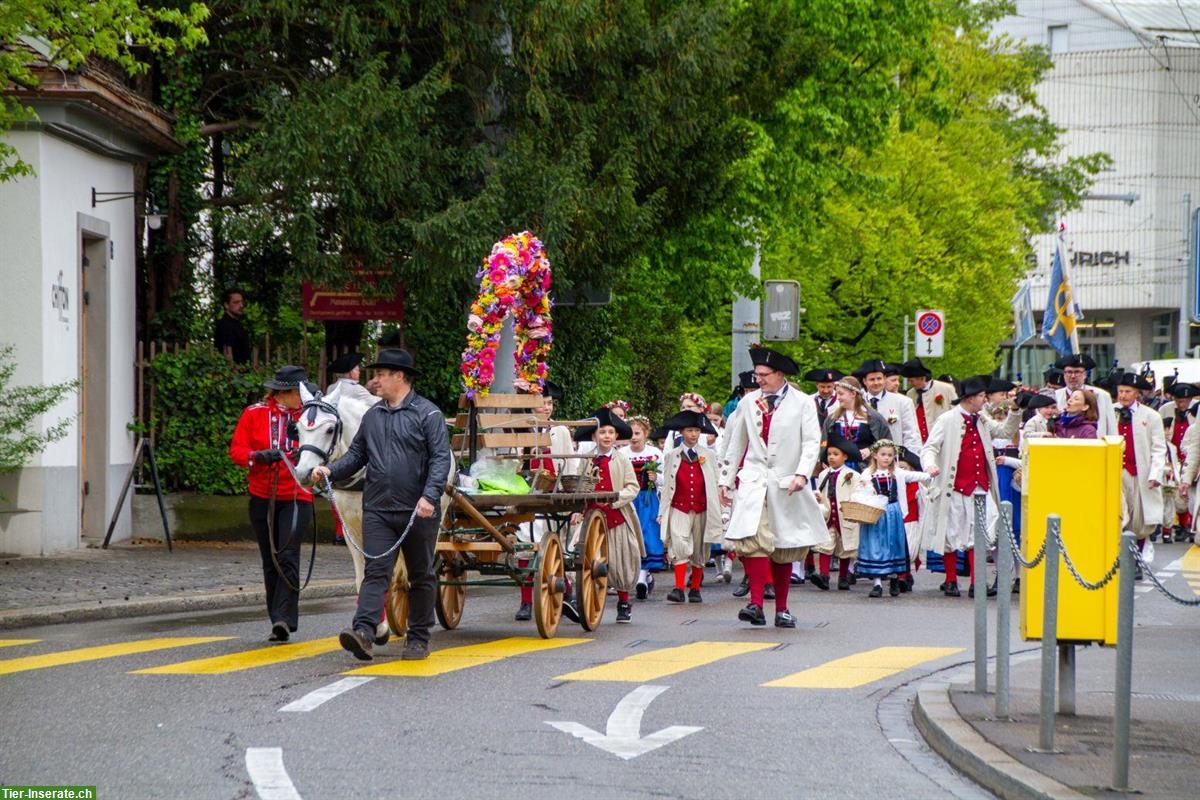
[435,541,505,553]
[457,393,547,410]
[453,412,549,429]
[451,432,551,450]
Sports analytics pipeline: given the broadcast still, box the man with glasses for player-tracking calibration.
[1052,353,1116,437]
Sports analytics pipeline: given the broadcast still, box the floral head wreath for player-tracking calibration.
[835,377,866,398]
[628,415,652,432]
[868,438,898,453]
[679,392,706,409]
[605,399,631,412]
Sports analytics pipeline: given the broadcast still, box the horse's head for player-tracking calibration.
[292,382,343,485]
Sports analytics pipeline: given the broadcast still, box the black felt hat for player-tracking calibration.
[952,375,990,403]
[574,407,633,442]
[749,346,798,375]
[1025,393,1057,410]
[883,363,901,377]
[822,431,861,464]
[1054,353,1096,370]
[1115,372,1153,392]
[263,365,309,391]
[1168,382,1200,399]
[543,380,565,401]
[365,348,418,374]
[900,358,933,379]
[852,358,889,379]
[328,352,365,375]
[1042,366,1064,385]
[738,370,758,390]
[898,446,922,470]
[662,410,718,436]
[803,367,844,383]
[987,378,1016,394]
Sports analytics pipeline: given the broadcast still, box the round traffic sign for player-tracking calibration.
[918,312,942,336]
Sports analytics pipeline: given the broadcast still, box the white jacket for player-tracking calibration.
[907,380,958,439]
[866,390,921,453]
[1116,402,1167,527]
[658,444,723,545]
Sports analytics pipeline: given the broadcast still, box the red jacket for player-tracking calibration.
[229,398,313,502]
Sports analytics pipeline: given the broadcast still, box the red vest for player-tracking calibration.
[1118,414,1138,476]
[590,455,627,529]
[953,414,990,495]
[1171,411,1189,454]
[761,402,775,444]
[670,456,707,514]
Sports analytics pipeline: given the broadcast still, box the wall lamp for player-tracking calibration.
[91,187,165,230]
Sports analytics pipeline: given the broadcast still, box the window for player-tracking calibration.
[1152,312,1175,359]
[1049,25,1069,54]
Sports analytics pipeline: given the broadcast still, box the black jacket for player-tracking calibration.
[214,313,251,364]
[327,391,452,511]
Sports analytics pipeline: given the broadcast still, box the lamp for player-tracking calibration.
[91,187,165,230]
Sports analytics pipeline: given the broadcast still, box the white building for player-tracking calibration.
[993,1,1200,380]
[0,54,177,555]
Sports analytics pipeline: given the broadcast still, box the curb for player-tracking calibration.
[0,580,358,630]
[913,686,1089,800]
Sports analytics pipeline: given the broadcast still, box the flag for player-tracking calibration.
[1040,232,1081,357]
[1011,280,1035,349]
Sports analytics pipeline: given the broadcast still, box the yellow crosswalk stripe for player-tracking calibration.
[763,646,963,689]
[0,637,231,676]
[1183,545,1200,596]
[133,637,344,675]
[555,641,776,683]
[0,639,40,649]
[346,636,591,677]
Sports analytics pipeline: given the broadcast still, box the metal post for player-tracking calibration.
[973,492,988,694]
[1037,515,1061,752]
[1112,531,1136,791]
[903,317,911,365]
[995,501,1013,718]
[1058,645,1076,715]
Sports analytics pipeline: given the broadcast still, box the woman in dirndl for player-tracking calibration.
[621,416,665,598]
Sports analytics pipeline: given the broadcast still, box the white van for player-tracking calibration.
[1128,358,1200,391]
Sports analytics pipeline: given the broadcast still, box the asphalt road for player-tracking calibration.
[4,549,1192,800]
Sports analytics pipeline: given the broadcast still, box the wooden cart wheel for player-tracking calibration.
[435,555,466,630]
[576,510,609,632]
[533,532,565,639]
[384,552,409,640]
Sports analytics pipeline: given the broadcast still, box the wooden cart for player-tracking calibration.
[386,392,611,639]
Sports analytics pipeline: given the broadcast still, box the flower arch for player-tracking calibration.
[460,231,553,400]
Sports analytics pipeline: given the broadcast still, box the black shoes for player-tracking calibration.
[268,622,290,642]
[901,576,913,593]
[561,601,581,624]
[738,603,767,626]
[401,639,429,660]
[339,628,374,661]
[868,584,883,598]
[790,573,804,585]
[810,573,830,591]
[764,583,776,600]
[616,601,632,623]
[944,582,961,597]
[688,589,702,603]
[515,602,532,621]
[889,578,900,597]
[636,580,648,600]
[666,588,686,604]
[774,611,797,628]
[1012,577,1021,595]
[732,576,750,598]
[968,583,998,598]
[837,576,850,591]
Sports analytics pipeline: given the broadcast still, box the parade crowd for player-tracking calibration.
[228,344,1199,659]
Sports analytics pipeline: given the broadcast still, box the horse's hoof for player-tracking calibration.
[374,623,391,647]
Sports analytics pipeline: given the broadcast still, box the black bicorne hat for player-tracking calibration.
[987,378,1015,394]
[821,430,861,464]
[1054,353,1096,370]
[899,358,933,379]
[803,367,844,383]
[1168,382,1200,399]
[738,370,758,390]
[1115,372,1153,392]
[749,347,799,375]
[952,375,990,403]
[573,407,634,442]
[662,410,718,436]
[852,358,889,379]
[328,352,365,375]
[542,380,565,401]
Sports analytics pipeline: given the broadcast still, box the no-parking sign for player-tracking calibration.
[915,310,945,357]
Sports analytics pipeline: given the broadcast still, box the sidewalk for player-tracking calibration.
[916,616,1200,799]
[0,540,358,629]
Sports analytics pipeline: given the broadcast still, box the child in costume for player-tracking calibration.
[658,410,722,603]
[852,439,931,597]
[813,433,861,591]
[622,416,665,599]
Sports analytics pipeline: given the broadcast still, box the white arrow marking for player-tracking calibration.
[246,747,302,800]
[547,684,702,760]
[279,676,375,713]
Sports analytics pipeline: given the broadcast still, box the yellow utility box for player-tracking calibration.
[1020,436,1123,646]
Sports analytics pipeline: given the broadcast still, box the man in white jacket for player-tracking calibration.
[1114,373,1167,556]
[854,358,921,457]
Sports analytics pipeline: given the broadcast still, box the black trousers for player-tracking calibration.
[249,496,312,630]
[353,510,439,643]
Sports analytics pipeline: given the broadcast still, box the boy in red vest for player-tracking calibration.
[658,411,722,602]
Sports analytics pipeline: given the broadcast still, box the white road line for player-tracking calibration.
[246,747,302,800]
[279,677,375,713]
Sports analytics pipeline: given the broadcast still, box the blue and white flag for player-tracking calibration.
[1040,232,1081,357]
[1011,280,1035,349]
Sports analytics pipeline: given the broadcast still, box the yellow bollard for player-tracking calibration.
[1020,436,1123,645]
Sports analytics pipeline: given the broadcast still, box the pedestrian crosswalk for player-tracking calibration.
[0,634,964,690]
[1182,545,1200,597]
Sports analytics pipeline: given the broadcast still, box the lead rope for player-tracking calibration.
[266,453,319,594]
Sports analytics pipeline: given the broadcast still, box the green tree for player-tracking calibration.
[0,345,76,486]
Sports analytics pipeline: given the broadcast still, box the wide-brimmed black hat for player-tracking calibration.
[952,375,990,403]
[853,358,889,379]
[899,358,933,379]
[365,348,418,374]
[328,352,364,375]
[987,378,1015,394]
[662,410,718,436]
[883,363,901,377]
[804,367,844,383]
[1014,390,1037,409]
[821,431,861,464]
[263,365,309,391]
[543,380,565,401]
[898,446,922,470]
[574,407,633,442]
[1054,353,1096,370]
[738,370,758,390]
[1168,382,1200,399]
[1115,372,1153,392]
[1042,366,1064,385]
[749,346,798,375]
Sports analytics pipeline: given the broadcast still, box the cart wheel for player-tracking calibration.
[533,532,565,639]
[577,510,609,632]
[435,555,465,630]
[384,552,409,640]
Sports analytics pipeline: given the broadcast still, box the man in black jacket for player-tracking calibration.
[312,348,451,661]
[213,287,251,364]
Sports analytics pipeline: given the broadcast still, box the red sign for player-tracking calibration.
[917,312,943,336]
[301,281,405,321]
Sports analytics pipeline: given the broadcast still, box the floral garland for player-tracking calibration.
[460,232,553,399]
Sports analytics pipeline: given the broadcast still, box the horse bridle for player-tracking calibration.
[292,394,343,464]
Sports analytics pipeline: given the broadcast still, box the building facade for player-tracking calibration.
[992,1,1200,380]
[0,52,177,555]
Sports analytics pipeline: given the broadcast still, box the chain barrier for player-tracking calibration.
[1131,543,1200,607]
[997,513,1047,569]
[1053,523,1121,591]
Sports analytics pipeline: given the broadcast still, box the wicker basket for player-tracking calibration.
[526,469,557,493]
[839,499,886,525]
[558,472,599,493]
